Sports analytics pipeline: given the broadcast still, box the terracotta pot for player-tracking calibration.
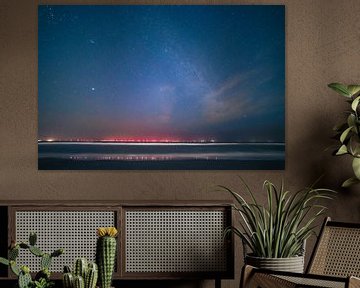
[245,254,304,273]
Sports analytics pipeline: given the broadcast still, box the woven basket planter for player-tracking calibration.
[245,254,305,273]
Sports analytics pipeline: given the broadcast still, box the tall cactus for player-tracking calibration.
[96,227,118,288]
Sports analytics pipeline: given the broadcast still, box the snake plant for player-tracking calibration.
[328,83,360,187]
[221,178,335,258]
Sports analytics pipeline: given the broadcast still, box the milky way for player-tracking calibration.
[38,5,285,143]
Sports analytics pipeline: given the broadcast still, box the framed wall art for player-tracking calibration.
[38,5,285,170]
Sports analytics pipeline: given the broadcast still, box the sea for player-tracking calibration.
[38,142,285,170]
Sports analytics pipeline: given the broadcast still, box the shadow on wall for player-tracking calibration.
[304,109,360,215]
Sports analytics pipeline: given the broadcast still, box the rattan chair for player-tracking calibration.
[241,217,360,288]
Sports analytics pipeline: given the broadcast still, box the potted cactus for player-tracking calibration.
[0,232,63,288]
[62,258,98,288]
[96,227,118,288]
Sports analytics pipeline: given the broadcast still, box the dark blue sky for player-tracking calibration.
[38,5,285,142]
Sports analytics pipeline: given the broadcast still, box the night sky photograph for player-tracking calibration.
[38,5,285,170]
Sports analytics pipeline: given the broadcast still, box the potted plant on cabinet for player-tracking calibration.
[221,179,334,273]
[328,82,360,187]
[0,232,63,288]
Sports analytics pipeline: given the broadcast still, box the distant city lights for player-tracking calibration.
[38,137,218,143]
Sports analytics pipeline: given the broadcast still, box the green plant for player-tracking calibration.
[0,232,63,288]
[32,278,54,288]
[62,259,98,288]
[328,82,360,187]
[221,179,334,258]
[96,227,118,288]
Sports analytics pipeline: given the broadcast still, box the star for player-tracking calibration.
[91,87,95,91]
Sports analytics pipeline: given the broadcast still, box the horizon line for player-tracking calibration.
[38,140,285,145]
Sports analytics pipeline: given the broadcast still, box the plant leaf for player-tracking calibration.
[221,179,335,258]
[0,257,9,266]
[340,126,353,143]
[347,85,360,97]
[352,157,360,179]
[351,96,360,111]
[342,177,360,188]
[336,145,348,155]
[347,114,356,129]
[328,83,350,97]
[350,135,360,156]
[10,261,20,276]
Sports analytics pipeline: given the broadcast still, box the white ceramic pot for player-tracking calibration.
[245,254,305,273]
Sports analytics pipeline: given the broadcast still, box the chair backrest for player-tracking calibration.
[307,217,360,277]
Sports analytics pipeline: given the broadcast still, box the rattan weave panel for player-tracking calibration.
[249,273,296,288]
[309,226,360,277]
[15,211,115,272]
[277,275,345,288]
[125,210,227,273]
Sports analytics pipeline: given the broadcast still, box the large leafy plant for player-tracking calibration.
[328,83,360,187]
[221,179,334,258]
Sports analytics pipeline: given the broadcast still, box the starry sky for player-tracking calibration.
[38,5,285,142]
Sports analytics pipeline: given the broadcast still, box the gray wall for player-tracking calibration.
[1,0,360,287]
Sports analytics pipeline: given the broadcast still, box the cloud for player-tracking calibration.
[202,72,263,124]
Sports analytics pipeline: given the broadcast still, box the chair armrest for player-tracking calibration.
[240,265,255,288]
[240,265,349,288]
[240,265,296,288]
[349,276,360,288]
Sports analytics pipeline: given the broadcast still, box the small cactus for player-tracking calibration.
[51,248,64,258]
[29,245,44,257]
[85,263,98,288]
[96,227,118,288]
[74,258,88,279]
[21,265,30,274]
[41,253,52,270]
[63,259,98,288]
[9,246,19,260]
[64,265,72,273]
[62,265,74,288]
[19,243,30,249]
[63,272,74,288]
[74,275,85,288]
[18,269,32,288]
[0,232,63,288]
[29,232,37,246]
